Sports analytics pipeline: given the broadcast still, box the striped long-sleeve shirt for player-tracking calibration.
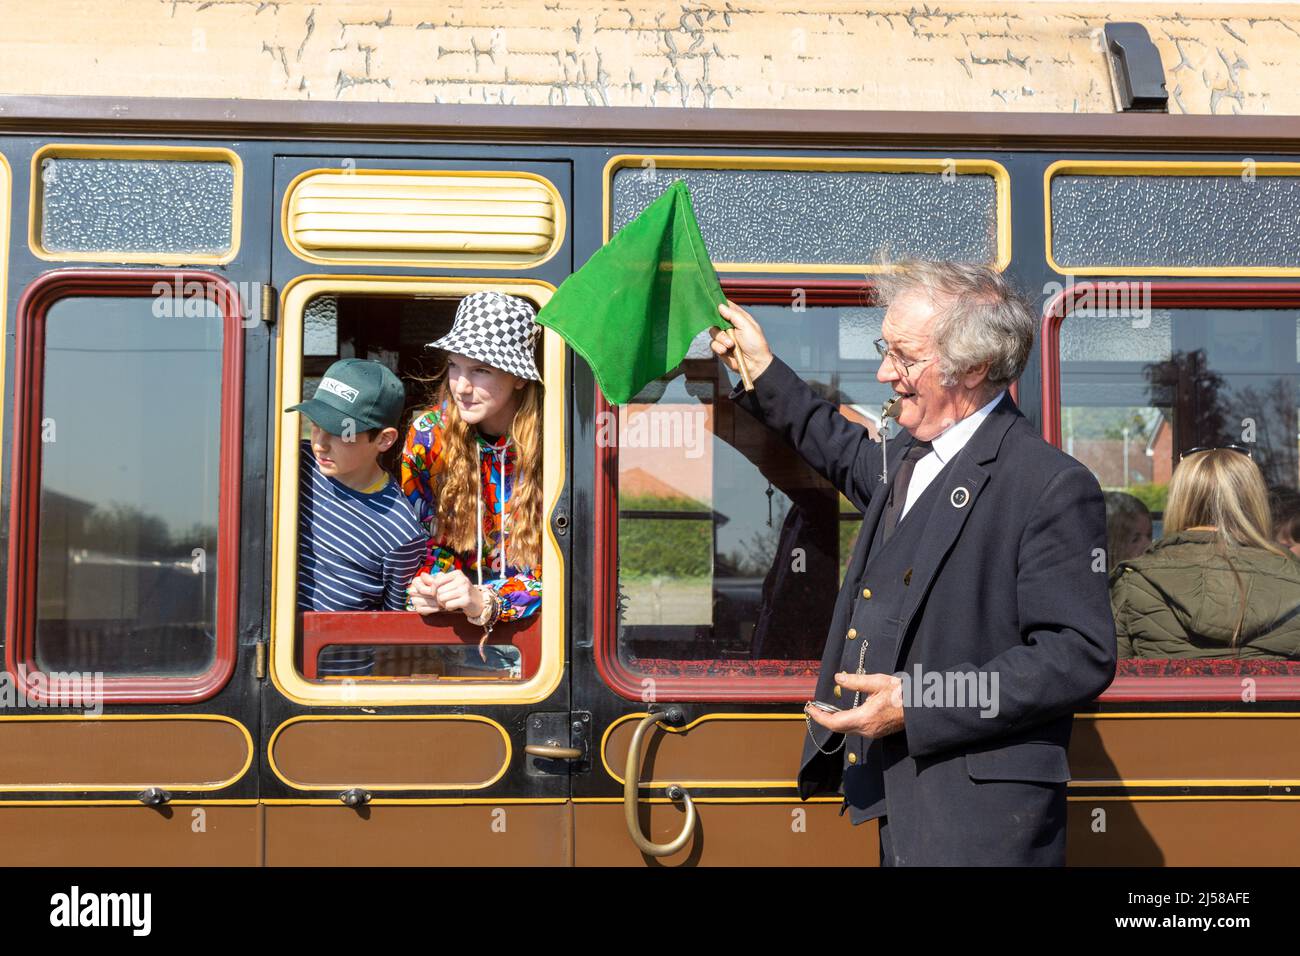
[297,441,427,615]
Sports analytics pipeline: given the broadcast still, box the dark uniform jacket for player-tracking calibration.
[730,357,1117,865]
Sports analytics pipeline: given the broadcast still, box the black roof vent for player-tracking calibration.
[1104,23,1169,112]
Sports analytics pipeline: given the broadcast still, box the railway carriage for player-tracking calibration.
[0,94,1298,865]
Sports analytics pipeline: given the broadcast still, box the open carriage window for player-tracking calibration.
[598,290,887,700]
[6,272,243,703]
[274,279,563,705]
[1047,284,1300,700]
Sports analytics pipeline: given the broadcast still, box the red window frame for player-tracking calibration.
[1042,279,1300,701]
[595,280,890,702]
[298,612,542,680]
[6,269,244,703]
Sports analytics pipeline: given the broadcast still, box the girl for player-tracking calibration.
[1112,448,1300,659]
[402,291,544,648]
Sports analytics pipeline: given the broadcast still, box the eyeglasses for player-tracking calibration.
[1179,444,1253,461]
[873,337,935,376]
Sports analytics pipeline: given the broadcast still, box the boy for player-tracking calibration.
[287,358,426,677]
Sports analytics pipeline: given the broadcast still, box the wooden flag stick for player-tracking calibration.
[732,335,756,391]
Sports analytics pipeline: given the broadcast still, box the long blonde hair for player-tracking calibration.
[422,372,543,574]
[1163,449,1290,645]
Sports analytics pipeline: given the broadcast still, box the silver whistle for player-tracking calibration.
[879,396,902,483]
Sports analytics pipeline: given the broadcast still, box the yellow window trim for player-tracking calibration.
[0,800,260,807]
[604,153,1012,274]
[0,714,253,792]
[1044,158,1300,277]
[266,714,511,791]
[259,797,568,806]
[596,710,1300,791]
[281,167,566,270]
[272,275,566,707]
[28,143,242,266]
[601,712,808,789]
[571,796,844,804]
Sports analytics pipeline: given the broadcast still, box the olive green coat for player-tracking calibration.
[1111,530,1300,659]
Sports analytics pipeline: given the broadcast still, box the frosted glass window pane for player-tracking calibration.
[40,157,234,256]
[1060,308,1173,363]
[1051,174,1300,269]
[838,307,885,360]
[612,167,998,265]
[304,296,339,357]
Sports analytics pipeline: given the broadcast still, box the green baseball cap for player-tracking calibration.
[286,358,406,435]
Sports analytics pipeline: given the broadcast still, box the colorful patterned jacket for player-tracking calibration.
[400,400,542,622]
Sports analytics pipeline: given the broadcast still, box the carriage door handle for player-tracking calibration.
[524,744,583,759]
[623,709,697,857]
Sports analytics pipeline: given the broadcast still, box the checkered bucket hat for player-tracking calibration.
[428,291,543,382]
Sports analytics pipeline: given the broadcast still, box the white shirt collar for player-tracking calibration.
[926,391,1007,464]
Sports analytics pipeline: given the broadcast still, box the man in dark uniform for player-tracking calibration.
[708,260,1116,866]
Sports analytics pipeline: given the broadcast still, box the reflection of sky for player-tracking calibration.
[710,305,891,568]
[41,296,223,538]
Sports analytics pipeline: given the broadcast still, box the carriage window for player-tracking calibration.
[1049,165,1300,272]
[37,297,223,675]
[1058,296,1300,684]
[609,158,1008,271]
[7,274,243,702]
[294,292,448,466]
[32,146,239,264]
[1061,305,1300,524]
[607,299,888,694]
[281,286,553,694]
[312,644,521,679]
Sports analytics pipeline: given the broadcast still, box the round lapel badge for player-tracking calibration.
[950,486,970,509]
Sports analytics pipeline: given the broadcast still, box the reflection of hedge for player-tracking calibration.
[619,493,712,578]
[1115,482,1168,514]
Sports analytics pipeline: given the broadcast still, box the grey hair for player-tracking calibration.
[872,257,1036,390]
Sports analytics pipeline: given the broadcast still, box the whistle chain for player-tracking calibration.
[805,636,870,755]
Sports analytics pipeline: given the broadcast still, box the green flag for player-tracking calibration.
[537,179,727,404]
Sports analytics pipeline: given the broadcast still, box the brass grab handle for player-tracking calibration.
[524,744,583,759]
[623,711,697,857]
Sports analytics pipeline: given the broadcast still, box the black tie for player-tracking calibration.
[883,440,933,542]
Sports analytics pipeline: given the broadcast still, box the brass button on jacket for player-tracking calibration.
[847,752,858,764]
[847,627,858,639]
[862,587,872,599]
[833,685,842,698]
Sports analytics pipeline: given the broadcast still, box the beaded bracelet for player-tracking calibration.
[484,588,504,628]
[467,585,503,629]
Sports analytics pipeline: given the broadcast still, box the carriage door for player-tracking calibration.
[567,153,1008,864]
[260,153,574,864]
[0,141,261,864]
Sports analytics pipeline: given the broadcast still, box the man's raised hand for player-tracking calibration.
[709,300,774,381]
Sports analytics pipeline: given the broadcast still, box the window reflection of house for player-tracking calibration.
[1067,412,1172,488]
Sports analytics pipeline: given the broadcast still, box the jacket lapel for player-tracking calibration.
[808,437,910,708]
[888,394,1022,671]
